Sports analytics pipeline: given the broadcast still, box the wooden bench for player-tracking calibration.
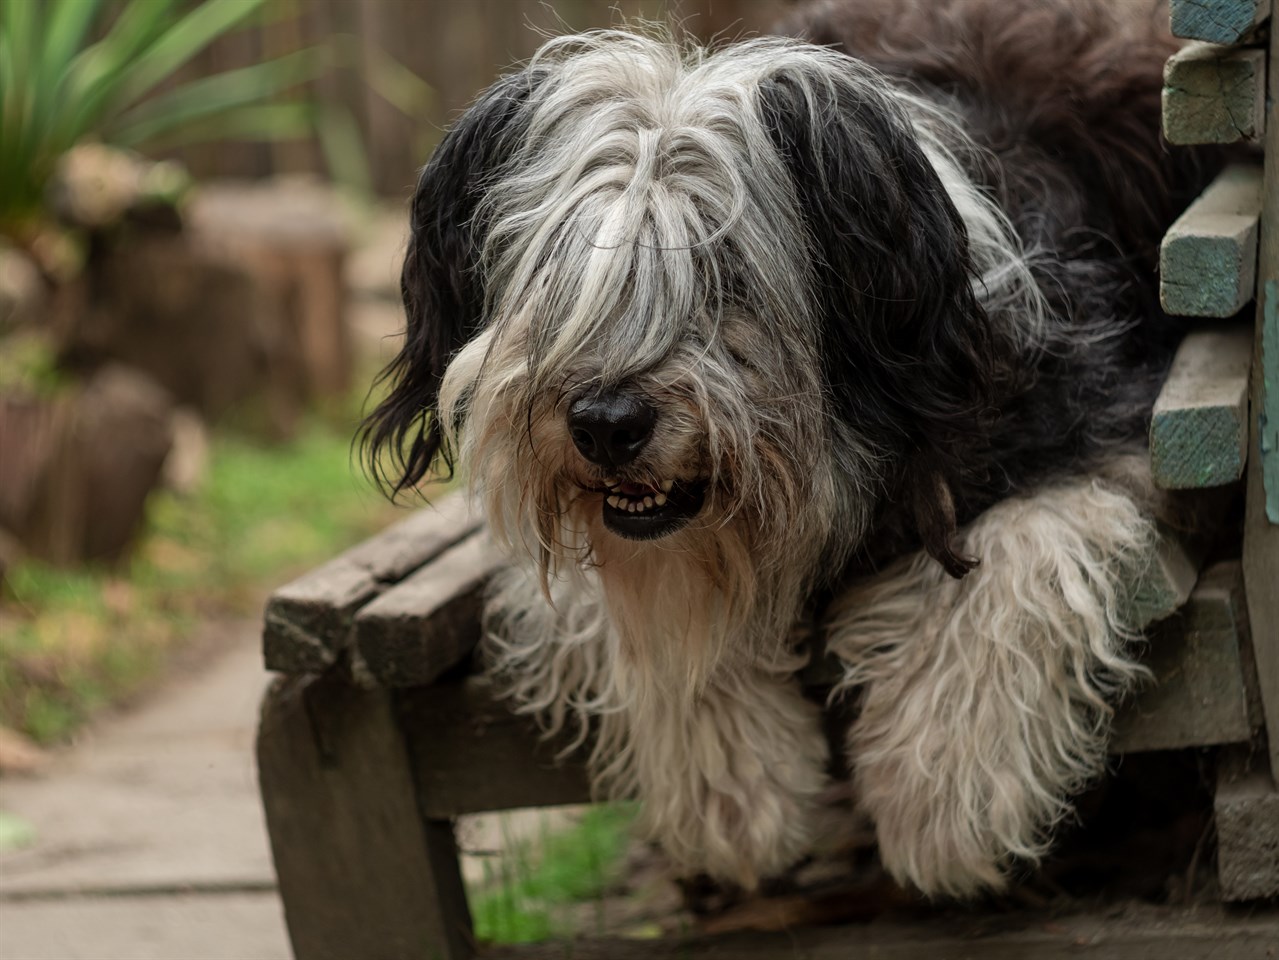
[258,2,1279,955]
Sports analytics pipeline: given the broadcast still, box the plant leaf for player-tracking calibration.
[107,48,326,147]
[111,0,269,109]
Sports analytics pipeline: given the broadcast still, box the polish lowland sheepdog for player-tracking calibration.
[363,0,1216,898]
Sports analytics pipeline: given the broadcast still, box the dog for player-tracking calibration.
[362,0,1217,898]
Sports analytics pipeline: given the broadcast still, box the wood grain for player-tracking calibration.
[263,493,478,673]
[478,907,1279,959]
[1241,0,1279,781]
[1170,0,1269,43]
[257,675,474,960]
[1113,563,1259,753]
[1150,326,1253,489]
[1160,164,1263,317]
[1163,43,1267,145]
[354,533,506,687]
[1214,745,1279,900]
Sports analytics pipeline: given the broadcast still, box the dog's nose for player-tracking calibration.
[568,392,656,468]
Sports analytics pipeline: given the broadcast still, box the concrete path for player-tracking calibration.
[0,620,291,960]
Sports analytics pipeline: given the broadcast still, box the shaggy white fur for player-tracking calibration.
[825,468,1156,896]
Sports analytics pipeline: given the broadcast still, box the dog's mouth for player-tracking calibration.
[594,476,707,540]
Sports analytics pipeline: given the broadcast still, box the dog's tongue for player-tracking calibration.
[617,481,655,496]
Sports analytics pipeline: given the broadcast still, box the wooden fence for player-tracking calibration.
[169,0,792,197]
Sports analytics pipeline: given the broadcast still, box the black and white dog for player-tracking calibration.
[364,0,1215,898]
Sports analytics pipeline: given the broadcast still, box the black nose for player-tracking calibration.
[567,392,656,468]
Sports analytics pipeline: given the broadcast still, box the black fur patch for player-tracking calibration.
[360,69,546,495]
[758,68,997,576]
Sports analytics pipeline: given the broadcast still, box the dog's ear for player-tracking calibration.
[758,66,996,577]
[361,69,544,496]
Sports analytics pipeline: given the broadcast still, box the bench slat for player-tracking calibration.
[1163,43,1267,145]
[1160,164,1263,317]
[392,564,1257,819]
[1215,746,1279,900]
[476,909,1279,960]
[395,675,594,818]
[262,493,477,673]
[354,532,505,687]
[1171,0,1269,44]
[1113,563,1259,753]
[1150,326,1253,489]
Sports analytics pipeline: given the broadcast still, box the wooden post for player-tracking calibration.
[257,675,473,960]
[1242,0,1279,781]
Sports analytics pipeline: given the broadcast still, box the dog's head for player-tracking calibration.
[364,32,1019,596]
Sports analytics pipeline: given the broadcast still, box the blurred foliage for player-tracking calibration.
[0,403,407,743]
[471,805,637,944]
[0,0,327,238]
[0,332,68,398]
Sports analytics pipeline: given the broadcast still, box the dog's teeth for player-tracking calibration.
[643,496,654,509]
[606,495,621,508]
[660,479,674,493]
[628,502,638,513]
[654,493,667,507]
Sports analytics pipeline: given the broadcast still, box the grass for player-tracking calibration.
[469,804,638,944]
[0,407,406,743]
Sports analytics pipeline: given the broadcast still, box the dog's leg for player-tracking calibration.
[485,561,829,889]
[625,660,829,889]
[826,466,1158,897]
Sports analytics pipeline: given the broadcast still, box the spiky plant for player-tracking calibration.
[0,0,323,239]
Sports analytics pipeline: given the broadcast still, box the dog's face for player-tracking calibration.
[364,33,1004,602]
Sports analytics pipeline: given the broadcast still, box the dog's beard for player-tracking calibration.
[440,316,863,695]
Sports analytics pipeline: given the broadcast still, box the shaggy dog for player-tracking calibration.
[363,0,1216,898]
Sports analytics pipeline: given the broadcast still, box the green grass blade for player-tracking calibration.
[107,48,324,146]
[0,0,38,80]
[40,0,105,85]
[0,0,41,224]
[112,0,269,108]
[30,0,106,157]
[59,0,180,143]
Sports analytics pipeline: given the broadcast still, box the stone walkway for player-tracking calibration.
[0,620,290,960]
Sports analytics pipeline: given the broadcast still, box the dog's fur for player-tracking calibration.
[363,0,1217,898]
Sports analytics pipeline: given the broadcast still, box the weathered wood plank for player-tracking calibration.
[1215,745,1279,901]
[354,532,506,687]
[262,493,478,673]
[1150,326,1253,489]
[1125,526,1202,628]
[478,906,1279,960]
[1113,563,1258,753]
[395,675,594,819]
[1160,164,1263,317]
[1171,0,1269,44]
[1163,43,1267,145]
[1241,0,1279,779]
[393,565,1255,823]
[257,675,473,960]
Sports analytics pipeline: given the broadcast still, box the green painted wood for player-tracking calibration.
[1150,326,1253,489]
[1163,43,1266,145]
[1170,0,1268,43]
[1125,527,1201,628]
[1160,164,1263,317]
